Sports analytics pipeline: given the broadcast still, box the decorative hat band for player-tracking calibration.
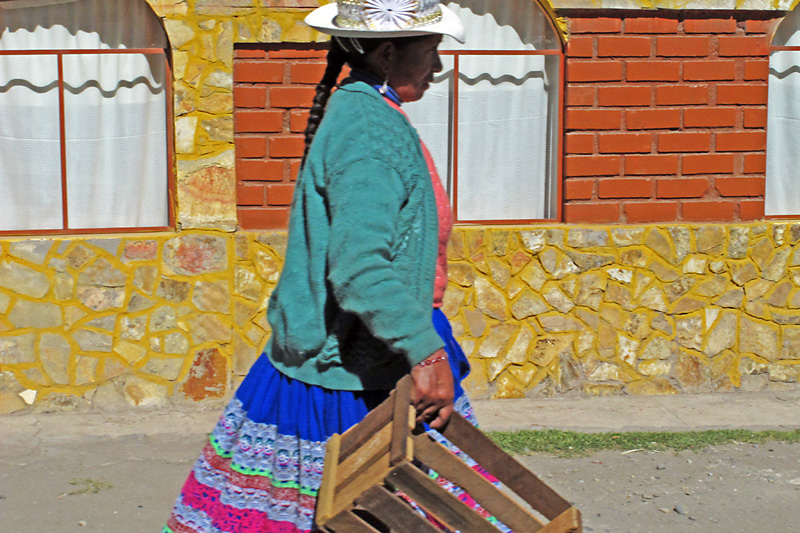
[335,0,443,32]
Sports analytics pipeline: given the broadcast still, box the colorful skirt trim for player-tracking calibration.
[165,309,508,533]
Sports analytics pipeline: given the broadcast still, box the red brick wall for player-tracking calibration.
[233,44,328,230]
[562,11,782,224]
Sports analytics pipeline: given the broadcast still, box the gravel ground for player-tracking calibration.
[0,432,206,533]
[517,442,800,532]
[2,431,799,532]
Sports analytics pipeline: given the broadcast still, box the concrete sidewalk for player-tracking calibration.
[472,389,800,433]
[3,390,800,448]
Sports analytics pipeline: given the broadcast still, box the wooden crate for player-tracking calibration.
[315,376,582,532]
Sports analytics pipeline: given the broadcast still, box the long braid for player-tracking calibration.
[301,39,347,167]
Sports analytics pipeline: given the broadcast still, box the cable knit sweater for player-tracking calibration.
[264,80,444,391]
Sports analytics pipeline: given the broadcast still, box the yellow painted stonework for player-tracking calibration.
[144,0,331,232]
[2,224,800,413]
[0,232,284,411]
[445,224,800,399]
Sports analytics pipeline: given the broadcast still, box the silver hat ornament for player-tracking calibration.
[305,0,466,43]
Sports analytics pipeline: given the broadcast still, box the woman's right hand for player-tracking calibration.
[410,348,454,431]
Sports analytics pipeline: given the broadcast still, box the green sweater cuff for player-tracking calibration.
[403,327,446,368]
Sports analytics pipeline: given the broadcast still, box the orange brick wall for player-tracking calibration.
[233,44,328,230]
[562,11,782,224]
[234,12,787,228]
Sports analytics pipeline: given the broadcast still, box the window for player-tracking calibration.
[404,0,563,223]
[0,0,171,234]
[767,8,800,217]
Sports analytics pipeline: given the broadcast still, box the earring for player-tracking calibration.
[334,35,349,53]
[379,78,389,95]
[349,37,364,54]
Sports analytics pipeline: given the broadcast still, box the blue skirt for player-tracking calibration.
[164,309,508,533]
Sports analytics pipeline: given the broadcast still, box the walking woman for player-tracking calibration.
[164,2,504,531]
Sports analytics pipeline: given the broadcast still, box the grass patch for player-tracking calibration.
[488,428,800,458]
[67,478,113,495]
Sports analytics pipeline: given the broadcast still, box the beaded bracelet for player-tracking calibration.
[417,353,448,367]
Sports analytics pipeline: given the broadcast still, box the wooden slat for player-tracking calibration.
[390,375,413,466]
[339,394,393,462]
[394,374,413,405]
[324,509,383,533]
[315,433,340,525]
[407,405,416,458]
[413,433,545,532]
[332,451,391,514]
[540,506,582,533]
[356,485,441,533]
[336,423,392,492]
[440,413,571,520]
[384,463,497,533]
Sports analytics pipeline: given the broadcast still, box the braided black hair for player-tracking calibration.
[301,39,347,167]
[301,36,420,168]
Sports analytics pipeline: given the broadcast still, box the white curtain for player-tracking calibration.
[767,8,800,217]
[0,54,63,230]
[404,0,561,221]
[408,55,455,191]
[0,0,169,231]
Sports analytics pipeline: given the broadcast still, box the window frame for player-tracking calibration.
[441,47,565,224]
[0,46,175,236]
[766,43,800,219]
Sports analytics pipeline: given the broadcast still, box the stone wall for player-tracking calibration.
[2,224,800,413]
[144,0,327,231]
[0,232,283,413]
[447,224,800,398]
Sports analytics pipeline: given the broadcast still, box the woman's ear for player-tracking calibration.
[371,40,396,79]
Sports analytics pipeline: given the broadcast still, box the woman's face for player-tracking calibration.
[388,34,444,103]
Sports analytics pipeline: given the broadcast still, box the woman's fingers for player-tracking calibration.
[427,404,454,431]
[416,404,438,423]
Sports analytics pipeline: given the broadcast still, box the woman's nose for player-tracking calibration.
[432,52,443,73]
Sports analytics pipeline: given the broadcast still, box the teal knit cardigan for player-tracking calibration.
[264,80,445,391]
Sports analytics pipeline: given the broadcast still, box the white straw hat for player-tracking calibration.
[305,1,465,44]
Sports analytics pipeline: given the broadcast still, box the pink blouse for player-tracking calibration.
[385,100,452,308]
[419,140,453,308]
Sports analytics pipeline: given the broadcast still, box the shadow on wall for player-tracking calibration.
[0,0,169,90]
